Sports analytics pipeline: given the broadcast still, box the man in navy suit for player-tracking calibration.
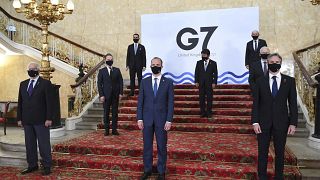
[252,53,298,179]
[137,57,174,180]
[17,62,53,175]
[126,33,146,96]
[98,53,123,136]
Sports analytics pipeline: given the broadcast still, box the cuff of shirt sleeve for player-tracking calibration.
[166,121,172,123]
[138,120,143,122]
[252,123,259,125]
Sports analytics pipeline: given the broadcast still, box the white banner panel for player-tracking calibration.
[141,7,259,84]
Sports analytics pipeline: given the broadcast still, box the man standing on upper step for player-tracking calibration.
[248,46,270,95]
[194,48,218,118]
[251,53,298,180]
[245,30,268,70]
[137,57,174,180]
[98,53,123,136]
[126,33,146,96]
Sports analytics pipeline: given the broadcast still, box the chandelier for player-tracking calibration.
[12,0,74,80]
[302,0,320,5]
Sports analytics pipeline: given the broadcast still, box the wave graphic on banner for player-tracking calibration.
[142,71,249,84]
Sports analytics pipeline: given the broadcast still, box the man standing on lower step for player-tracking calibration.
[97,53,123,136]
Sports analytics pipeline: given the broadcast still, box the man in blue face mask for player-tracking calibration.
[251,53,298,179]
[97,53,123,136]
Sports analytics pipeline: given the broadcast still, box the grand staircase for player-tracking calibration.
[0,84,302,179]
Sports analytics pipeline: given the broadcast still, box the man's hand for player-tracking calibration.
[288,125,296,135]
[137,120,143,130]
[212,84,216,89]
[246,65,249,70]
[99,96,105,102]
[195,83,199,88]
[142,67,146,71]
[164,122,172,131]
[45,120,52,127]
[253,124,262,134]
[17,121,22,127]
[126,67,129,71]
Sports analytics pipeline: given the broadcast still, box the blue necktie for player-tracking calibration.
[272,76,278,97]
[27,80,34,96]
[154,78,158,97]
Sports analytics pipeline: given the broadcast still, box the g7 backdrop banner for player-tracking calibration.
[141,7,259,84]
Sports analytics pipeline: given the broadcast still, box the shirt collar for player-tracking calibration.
[152,74,162,80]
[261,59,267,63]
[269,72,281,79]
[30,76,40,83]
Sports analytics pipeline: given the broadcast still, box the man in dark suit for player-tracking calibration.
[126,33,146,96]
[245,30,268,69]
[137,57,174,180]
[194,49,218,118]
[251,53,298,180]
[17,62,53,175]
[98,53,123,136]
[248,46,270,93]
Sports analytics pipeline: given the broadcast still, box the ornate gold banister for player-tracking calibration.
[293,42,320,126]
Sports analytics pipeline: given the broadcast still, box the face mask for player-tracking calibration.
[202,57,208,61]
[252,36,258,40]
[151,66,161,74]
[268,63,281,73]
[260,54,270,60]
[106,60,113,66]
[133,39,139,43]
[28,70,39,78]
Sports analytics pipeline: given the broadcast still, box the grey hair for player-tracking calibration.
[252,30,259,34]
[27,62,40,70]
[260,46,270,53]
[267,53,282,62]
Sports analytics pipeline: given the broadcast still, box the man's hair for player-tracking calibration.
[267,53,282,62]
[201,49,210,56]
[133,33,140,37]
[151,57,163,66]
[104,53,113,58]
[27,62,40,70]
[260,46,269,54]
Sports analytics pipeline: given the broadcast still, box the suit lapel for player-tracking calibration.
[275,74,285,98]
[156,77,166,98]
[30,77,41,97]
[265,75,273,98]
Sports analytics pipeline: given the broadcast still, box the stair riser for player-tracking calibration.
[124,89,251,95]
[125,96,253,101]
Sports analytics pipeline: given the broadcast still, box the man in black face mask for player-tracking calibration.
[137,57,174,180]
[245,30,267,69]
[248,46,270,94]
[194,49,218,118]
[251,53,298,180]
[126,33,146,96]
[98,53,123,136]
[17,62,53,175]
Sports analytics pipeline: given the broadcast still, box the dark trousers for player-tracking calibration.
[129,66,142,94]
[199,83,213,115]
[24,124,52,168]
[257,127,287,180]
[103,93,119,132]
[143,124,168,174]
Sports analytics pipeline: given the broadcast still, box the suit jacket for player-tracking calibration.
[17,77,53,125]
[251,74,298,130]
[137,76,174,127]
[97,66,123,99]
[194,59,218,85]
[126,43,146,69]
[248,60,265,90]
[245,39,267,66]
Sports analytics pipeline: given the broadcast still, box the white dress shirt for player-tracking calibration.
[27,76,39,91]
[261,59,268,73]
[253,39,259,51]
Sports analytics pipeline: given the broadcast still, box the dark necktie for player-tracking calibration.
[254,40,257,51]
[27,80,34,96]
[263,61,268,75]
[272,76,278,97]
[154,78,158,97]
[204,61,208,71]
[134,44,138,55]
[109,67,113,79]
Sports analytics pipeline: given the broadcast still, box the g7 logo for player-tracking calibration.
[176,26,218,50]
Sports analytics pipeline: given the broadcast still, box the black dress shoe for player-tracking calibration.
[42,167,51,176]
[207,114,212,118]
[129,92,134,96]
[140,171,152,180]
[104,131,109,136]
[112,131,120,135]
[157,173,165,180]
[200,114,207,118]
[21,166,39,174]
